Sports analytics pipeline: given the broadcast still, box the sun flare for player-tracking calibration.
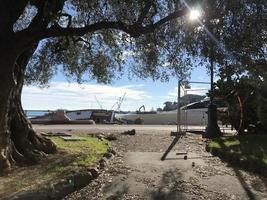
[189,9,201,21]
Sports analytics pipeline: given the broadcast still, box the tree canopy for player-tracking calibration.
[13,0,189,85]
[9,0,263,87]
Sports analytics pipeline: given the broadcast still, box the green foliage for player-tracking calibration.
[12,1,266,86]
[22,0,190,85]
[213,61,267,134]
[209,135,267,170]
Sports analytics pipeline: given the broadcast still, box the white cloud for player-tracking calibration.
[22,81,151,111]
[121,84,144,89]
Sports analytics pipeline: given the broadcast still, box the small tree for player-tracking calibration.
[214,60,267,134]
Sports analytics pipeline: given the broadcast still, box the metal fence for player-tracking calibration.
[176,81,210,134]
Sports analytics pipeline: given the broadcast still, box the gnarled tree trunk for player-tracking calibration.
[0,49,17,173]
[0,46,56,174]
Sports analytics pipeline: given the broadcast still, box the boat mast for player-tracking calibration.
[94,96,103,110]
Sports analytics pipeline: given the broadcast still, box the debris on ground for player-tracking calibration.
[41,132,72,137]
[104,133,118,141]
[96,134,105,140]
[60,136,87,141]
[134,118,144,124]
[107,148,117,155]
[89,168,100,178]
[121,129,136,136]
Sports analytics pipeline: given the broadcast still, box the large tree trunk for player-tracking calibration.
[0,51,16,173]
[0,47,56,174]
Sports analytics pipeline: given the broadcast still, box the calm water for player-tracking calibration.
[25,111,51,118]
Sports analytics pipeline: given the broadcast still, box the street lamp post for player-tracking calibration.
[204,51,222,138]
[187,8,222,138]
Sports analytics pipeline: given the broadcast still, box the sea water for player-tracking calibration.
[24,111,51,118]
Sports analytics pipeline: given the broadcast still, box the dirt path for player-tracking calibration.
[63,131,267,200]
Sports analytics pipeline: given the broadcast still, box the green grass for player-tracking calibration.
[0,136,110,198]
[48,136,110,173]
[209,135,267,169]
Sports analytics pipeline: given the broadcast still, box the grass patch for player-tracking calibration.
[0,136,110,198]
[208,135,267,170]
[48,136,110,173]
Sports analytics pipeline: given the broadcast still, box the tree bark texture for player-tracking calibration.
[0,51,16,173]
[0,46,56,174]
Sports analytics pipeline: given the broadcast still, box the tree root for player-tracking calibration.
[10,128,57,166]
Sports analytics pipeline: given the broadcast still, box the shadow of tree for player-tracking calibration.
[150,169,185,200]
[106,185,129,200]
[215,135,267,171]
[215,138,262,200]
[102,178,129,200]
[233,168,257,200]
[42,151,78,172]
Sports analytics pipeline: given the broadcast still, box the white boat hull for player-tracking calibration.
[115,109,208,125]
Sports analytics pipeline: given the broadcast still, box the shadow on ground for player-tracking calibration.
[105,185,129,200]
[215,136,267,200]
[151,169,185,200]
[233,168,257,200]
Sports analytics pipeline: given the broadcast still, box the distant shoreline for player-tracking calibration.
[24,110,52,118]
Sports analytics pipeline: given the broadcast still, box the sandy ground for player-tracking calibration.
[34,125,267,200]
[34,124,181,133]
[34,124,235,135]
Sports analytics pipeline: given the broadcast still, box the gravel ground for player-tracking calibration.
[58,129,267,200]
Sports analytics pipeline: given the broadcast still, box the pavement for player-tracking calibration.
[35,124,266,200]
[101,152,252,200]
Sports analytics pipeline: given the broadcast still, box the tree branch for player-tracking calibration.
[0,0,28,34]
[41,21,129,38]
[27,1,46,29]
[58,13,72,28]
[39,9,186,40]
[15,6,185,50]
[136,1,153,24]
[14,0,67,50]
[152,10,186,28]
[10,0,29,25]
[72,37,91,47]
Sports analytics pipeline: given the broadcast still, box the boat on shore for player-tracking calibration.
[115,98,227,125]
[28,109,114,124]
[115,110,179,125]
[26,98,227,125]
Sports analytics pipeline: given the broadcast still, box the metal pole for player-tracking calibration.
[204,48,222,138]
[177,80,181,133]
[210,57,214,103]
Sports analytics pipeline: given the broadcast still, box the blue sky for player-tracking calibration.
[22,64,212,111]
